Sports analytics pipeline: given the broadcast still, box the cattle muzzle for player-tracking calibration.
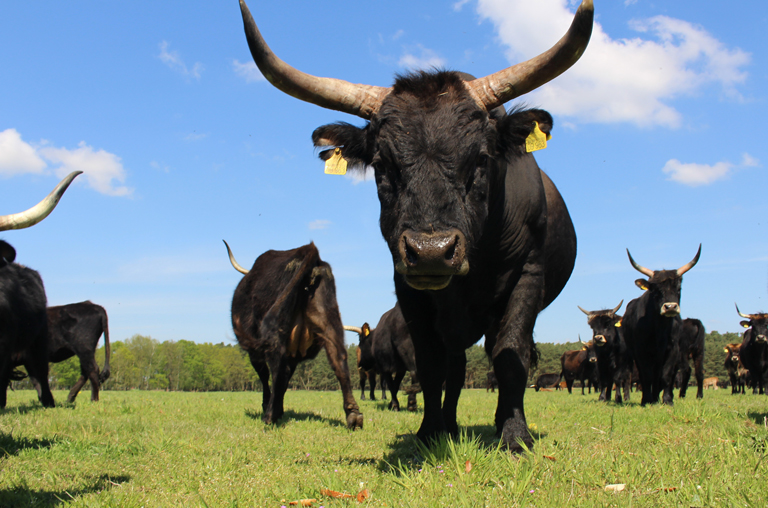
[396,229,469,290]
[594,335,607,346]
[757,335,768,344]
[589,356,597,363]
[661,302,680,317]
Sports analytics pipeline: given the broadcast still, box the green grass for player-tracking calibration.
[1,387,767,507]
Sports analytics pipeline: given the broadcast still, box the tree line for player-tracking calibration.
[13,330,742,394]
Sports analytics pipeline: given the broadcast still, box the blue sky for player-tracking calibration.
[1,0,766,347]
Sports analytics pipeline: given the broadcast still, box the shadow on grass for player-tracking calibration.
[0,402,49,416]
[0,475,130,508]
[747,411,768,426]
[0,432,57,458]
[244,409,346,428]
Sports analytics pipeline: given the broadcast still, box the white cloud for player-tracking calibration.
[308,219,331,230]
[399,45,446,71]
[0,128,46,177]
[476,0,750,127]
[741,153,761,167]
[158,41,203,80]
[232,59,265,83]
[453,0,471,12]
[624,0,639,5]
[662,159,733,186]
[40,142,132,197]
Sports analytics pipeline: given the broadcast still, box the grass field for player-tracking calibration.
[1,387,767,507]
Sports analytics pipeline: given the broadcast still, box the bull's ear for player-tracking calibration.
[635,279,649,291]
[614,319,622,328]
[498,108,553,148]
[741,321,751,328]
[312,122,370,169]
[362,323,371,337]
[0,240,16,265]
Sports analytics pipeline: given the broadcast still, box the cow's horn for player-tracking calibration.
[610,300,624,317]
[465,0,594,111]
[239,0,390,119]
[578,334,587,346]
[0,171,82,231]
[343,325,363,334]
[222,240,250,275]
[577,305,592,317]
[626,249,654,278]
[676,244,701,276]
[735,303,753,320]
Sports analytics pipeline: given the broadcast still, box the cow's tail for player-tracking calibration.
[99,307,112,383]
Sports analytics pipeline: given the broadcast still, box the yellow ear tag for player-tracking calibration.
[614,320,622,328]
[324,147,347,175]
[364,328,370,337]
[723,348,729,353]
[525,121,548,153]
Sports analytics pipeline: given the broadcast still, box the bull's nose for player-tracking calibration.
[594,335,606,345]
[758,335,767,343]
[397,229,468,275]
[661,302,680,316]
[589,357,597,363]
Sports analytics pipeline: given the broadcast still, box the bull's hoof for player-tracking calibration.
[346,411,364,430]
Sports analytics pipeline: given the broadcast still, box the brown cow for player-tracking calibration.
[724,343,748,395]
[703,377,719,390]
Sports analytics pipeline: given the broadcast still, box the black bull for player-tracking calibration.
[239,0,594,452]
[0,171,81,409]
[737,305,768,395]
[622,246,701,406]
[224,241,363,429]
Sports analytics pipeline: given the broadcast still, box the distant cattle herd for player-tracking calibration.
[2,0,766,457]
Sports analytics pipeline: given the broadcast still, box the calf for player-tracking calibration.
[534,373,561,391]
[723,343,747,395]
[559,338,598,395]
[677,318,705,399]
[579,302,633,403]
[736,304,768,395]
[224,241,362,428]
[702,377,719,390]
[622,246,701,405]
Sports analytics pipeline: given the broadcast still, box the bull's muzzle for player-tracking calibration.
[594,335,607,346]
[661,302,680,317]
[757,335,768,343]
[396,229,469,290]
[589,357,597,363]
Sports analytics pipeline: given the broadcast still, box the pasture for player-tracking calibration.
[1,388,766,507]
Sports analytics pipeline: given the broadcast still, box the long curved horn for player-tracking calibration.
[239,0,390,119]
[343,325,363,334]
[578,334,587,346]
[735,303,753,320]
[676,244,701,276]
[627,249,654,278]
[577,305,592,317]
[610,300,624,317]
[466,0,594,111]
[0,171,82,231]
[222,240,249,275]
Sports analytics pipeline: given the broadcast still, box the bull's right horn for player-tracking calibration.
[735,303,753,320]
[0,171,82,231]
[343,325,363,334]
[222,240,250,275]
[578,305,592,317]
[627,249,655,278]
[578,334,587,346]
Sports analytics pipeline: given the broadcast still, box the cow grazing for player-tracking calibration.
[702,377,719,390]
[579,301,633,403]
[343,323,387,401]
[239,0,593,452]
[0,171,81,409]
[44,301,111,402]
[347,304,418,411]
[723,343,748,395]
[224,241,363,428]
[486,370,498,392]
[559,337,598,395]
[736,304,768,395]
[677,318,705,399]
[622,246,701,406]
[534,373,562,392]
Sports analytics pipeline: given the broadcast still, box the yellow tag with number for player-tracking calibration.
[324,147,347,175]
[525,121,549,153]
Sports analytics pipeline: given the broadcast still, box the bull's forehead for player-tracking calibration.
[648,269,681,284]
[587,312,620,327]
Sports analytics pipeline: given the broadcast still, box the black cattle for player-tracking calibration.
[723,343,748,395]
[347,304,418,411]
[534,373,562,392]
[44,302,111,402]
[559,338,598,395]
[486,370,498,392]
[0,171,81,409]
[239,0,593,452]
[343,323,387,401]
[736,304,768,395]
[677,318,705,399]
[224,241,363,428]
[579,302,633,403]
[622,246,701,406]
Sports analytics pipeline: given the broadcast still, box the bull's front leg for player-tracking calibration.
[442,351,466,437]
[490,268,545,452]
[322,336,363,430]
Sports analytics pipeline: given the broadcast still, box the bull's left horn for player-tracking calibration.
[0,171,82,231]
[223,240,249,275]
[610,300,624,317]
[239,0,390,119]
[343,325,363,334]
[466,0,594,111]
[676,244,702,276]
[627,249,654,278]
